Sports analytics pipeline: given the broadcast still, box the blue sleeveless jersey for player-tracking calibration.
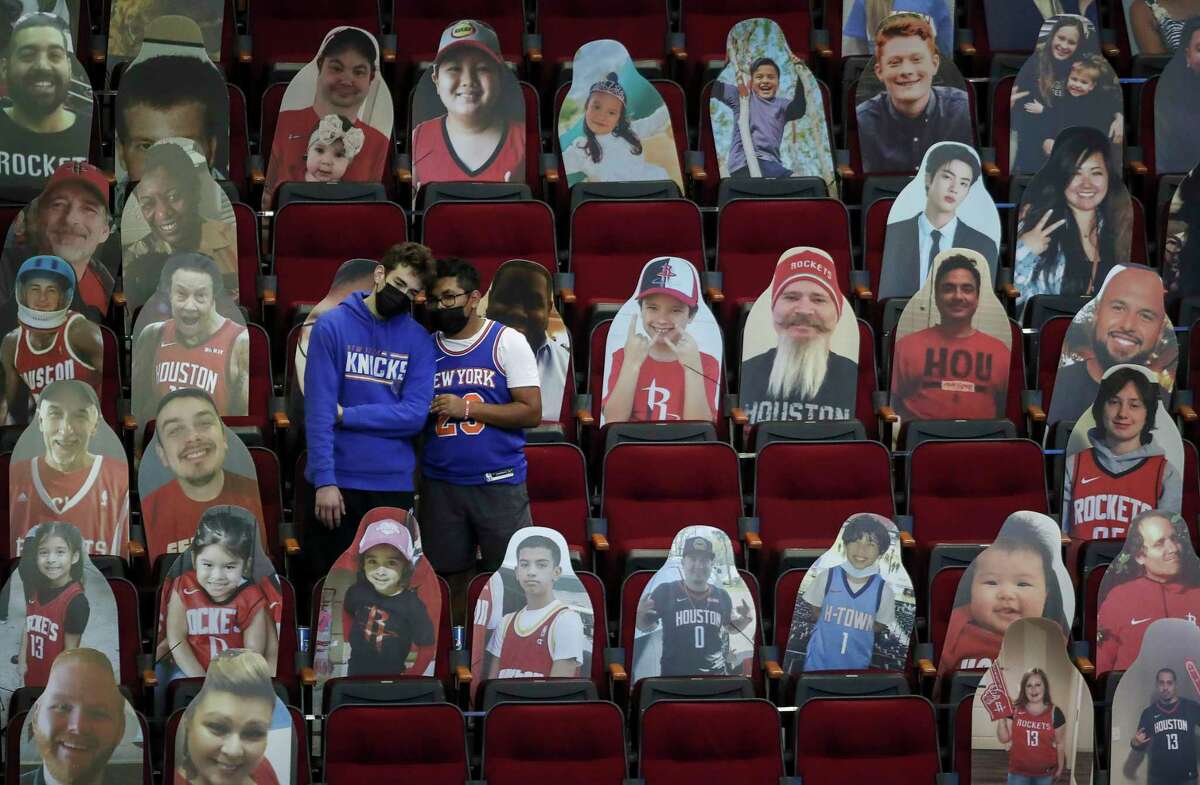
[803,565,884,671]
[423,320,527,485]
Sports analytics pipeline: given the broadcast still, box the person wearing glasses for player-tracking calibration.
[420,256,540,615]
[304,242,436,579]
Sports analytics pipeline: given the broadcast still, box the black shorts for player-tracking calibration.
[417,477,531,573]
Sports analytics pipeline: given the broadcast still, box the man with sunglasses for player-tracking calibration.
[421,256,541,615]
[304,242,436,579]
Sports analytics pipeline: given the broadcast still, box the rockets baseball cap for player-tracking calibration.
[41,161,110,211]
[636,256,699,307]
[359,518,415,562]
[436,20,503,67]
[771,247,842,318]
[682,536,715,559]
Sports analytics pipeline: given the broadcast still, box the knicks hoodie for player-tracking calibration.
[304,291,435,492]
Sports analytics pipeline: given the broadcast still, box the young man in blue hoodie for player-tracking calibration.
[304,242,436,577]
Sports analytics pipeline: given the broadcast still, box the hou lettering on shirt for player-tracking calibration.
[435,367,498,389]
[21,359,79,393]
[156,361,220,395]
[1155,717,1191,733]
[344,346,410,385]
[922,347,996,381]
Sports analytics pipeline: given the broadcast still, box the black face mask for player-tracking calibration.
[375,282,412,319]
[430,305,470,334]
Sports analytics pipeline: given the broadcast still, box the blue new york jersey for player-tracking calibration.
[804,565,884,671]
[423,320,526,485]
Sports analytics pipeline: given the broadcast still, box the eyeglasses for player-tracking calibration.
[432,291,469,309]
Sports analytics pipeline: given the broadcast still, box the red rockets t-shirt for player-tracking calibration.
[1069,449,1164,540]
[938,605,1003,677]
[173,570,268,670]
[10,455,129,557]
[603,348,721,423]
[1009,704,1060,776]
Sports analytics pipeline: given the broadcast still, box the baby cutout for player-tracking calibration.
[305,114,364,184]
[1062,365,1184,541]
[558,39,684,191]
[1109,619,1200,785]
[600,256,722,426]
[971,617,1095,785]
[708,18,836,192]
[1095,511,1200,674]
[937,511,1074,681]
[781,514,915,675]
[631,525,756,683]
[312,507,440,713]
[0,523,120,723]
[889,249,1012,422]
[469,527,593,702]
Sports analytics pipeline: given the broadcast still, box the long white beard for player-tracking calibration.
[767,335,831,400]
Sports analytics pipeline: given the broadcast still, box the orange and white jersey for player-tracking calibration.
[10,455,130,557]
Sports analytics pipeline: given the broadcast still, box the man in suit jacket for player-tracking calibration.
[879,143,999,299]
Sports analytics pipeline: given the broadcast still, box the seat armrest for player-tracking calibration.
[760,645,783,680]
[556,272,575,303]
[574,394,594,426]
[90,34,107,63]
[740,516,762,550]
[957,28,976,57]
[237,34,252,64]
[380,33,397,63]
[874,391,898,423]
[540,152,559,182]
[915,642,936,678]
[851,269,873,301]
[524,33,542,63]
[605,647,627,682]
[588,518,609,551]
[667,32,687,60]
[685,149,706,181]
[1022,390,1045,423]
[811,28,832,59]
[394,153,412,183]
[250,154,265,185]
[260,274,278,307]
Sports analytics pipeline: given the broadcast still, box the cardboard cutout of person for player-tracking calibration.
[1014,126,1133,312]
[114,16,229,186]
[985,0,1101,51]
[708,18,836,192]
[469,527,592,701]
[173,649,296,785]
[1110,619,1200,785]
[154,506,281,683]
[478,259,571,423]
[0,162,118,320]
[1010,15,1123,175]
[739,247,859,425]
[1062,365,1184,540]
[937,511,1074,680]
[601,256,722,426]
[1047,264,1176,428]
[0,12,92,202]
[879,142,1001,300]
[106,0,223,73]
[1096,511,1200,674]
[631,525,756,683]
[10,380,128,558]
[262,25,393,211]
[411,20,525,203]
[1123,0,1200,57]
[558,39,684,191]
[842,0,955,55]
[312,507,440,712]
[0,0,79,50]
[890,250,1011,421]
[0,256,102,426]
[121,139,237,310]
[971,617,1095,785]
[137,388,265,560]
[0,524,120,705]
[18,649,145,785]
[854,12,973,174]
[130,251,249,429]
[781,514,915,674]
[1155,18,1200,174]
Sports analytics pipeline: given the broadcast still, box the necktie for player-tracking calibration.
[929,229,942,278]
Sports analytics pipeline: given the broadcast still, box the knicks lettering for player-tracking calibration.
[26,614,60,640]
[21,360,76,392]
[820,604,875,631]
[345,349,409,383]
[1073,495,1150,525]
[674,608,722,626]
[922,348,994,381]
[1155,718,1190,733]
[186,606,239,636]
[435,367,497,389]
[0,152,86,177]
[156,361,219,395]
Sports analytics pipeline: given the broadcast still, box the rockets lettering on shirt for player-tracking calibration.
[26,614,60,640]
[344,346,410,385]
[1015,716,1053,732]
[435,367,498,389]
[1073,494,1151,527]
[186,606,240,636]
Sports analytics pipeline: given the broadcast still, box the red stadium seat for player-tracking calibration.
[794,695,941,785]
[227,84,251,201]
[524,442,591,563]
[259,82,288,166]
[421,200,556,290]
[863,197,894,298]
[272,201,407,330]
[108,576,145,695]
[600,442,743,563]
[908,439,1048,550]
[390,0,527,64]
[1037,316,1073,415]
[926,566,965,672]
[773,566,807,646]
[247,0,383,70]
[681,0,814,73]
[537,0,668,65]
[324,703,467,785]
[482,701,626,785]
[232,202,262,322]
[247,446,286,564]
[641,699,784,784]
[98,324,120,431]
[567,199,703,334]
